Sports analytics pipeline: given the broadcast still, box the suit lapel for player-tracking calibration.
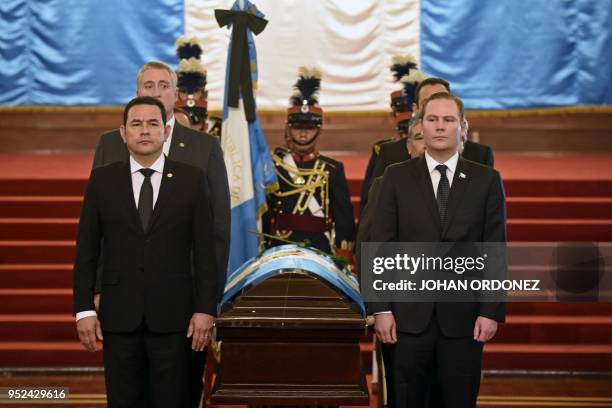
[168,123,190,163]
[442,157,469,237]
[414,156,442,231]
[148,159,177,232]
[120,160,143,232]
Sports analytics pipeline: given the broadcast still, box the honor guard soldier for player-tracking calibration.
[175,36,211,134]
[265,67,355,261]
[359,55,425,213]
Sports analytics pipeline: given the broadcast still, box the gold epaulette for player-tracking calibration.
[373,138,393,156]
[317,155,338,169]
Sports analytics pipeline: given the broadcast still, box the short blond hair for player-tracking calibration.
[136,61,177,90]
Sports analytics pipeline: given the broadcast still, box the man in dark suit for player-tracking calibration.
[370,92,506,407]
[92,61,230,407]
[74,96,220,408]
[365,79,495,408]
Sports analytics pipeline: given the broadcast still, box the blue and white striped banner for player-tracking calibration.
[1,0,611,109]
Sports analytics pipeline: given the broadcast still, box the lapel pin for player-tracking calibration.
[459,172,466,179]
[179,142,185,148]
[167,173,173,178]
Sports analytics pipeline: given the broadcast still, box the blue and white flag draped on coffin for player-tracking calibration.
[220,245,366,316]
[215,0,278,274]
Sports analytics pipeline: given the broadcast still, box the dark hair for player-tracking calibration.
[123,96,167,125]
[421,92,465,121]
[414,77,451,107]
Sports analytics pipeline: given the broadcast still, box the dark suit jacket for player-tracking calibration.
[369,156,506,338]
[463,140,494,167]
[73,158,218,333]
[92,122,230,296]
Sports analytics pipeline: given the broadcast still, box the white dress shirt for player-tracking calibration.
[163,116,176,156]
[76,154,166,322]
[129,154,165,209]
[424,151,459,197]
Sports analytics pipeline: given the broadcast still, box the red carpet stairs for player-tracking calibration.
[0,154,611,371]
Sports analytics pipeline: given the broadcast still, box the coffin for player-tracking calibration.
[211,245,369,405]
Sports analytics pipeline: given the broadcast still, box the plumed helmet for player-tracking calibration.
[287,66,323,129]
[175,36,208,126]
[389,55,427,131]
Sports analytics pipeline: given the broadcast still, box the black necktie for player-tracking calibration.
[436,164,450,225]
[138,168,155,230]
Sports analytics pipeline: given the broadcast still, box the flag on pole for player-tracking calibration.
[215,1,277,273]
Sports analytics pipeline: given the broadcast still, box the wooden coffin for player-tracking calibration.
[211,249,369,405]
